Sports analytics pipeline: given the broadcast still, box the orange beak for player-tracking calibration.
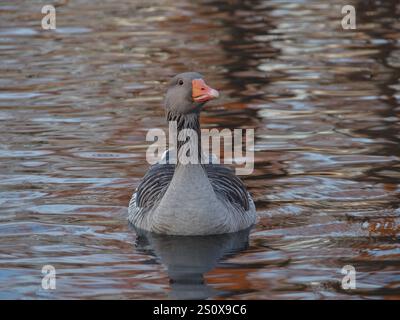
[192,79,219,103]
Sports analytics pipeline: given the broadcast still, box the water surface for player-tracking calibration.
[0,0,399,299]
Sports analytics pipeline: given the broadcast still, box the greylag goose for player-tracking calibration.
[128,72,256,235]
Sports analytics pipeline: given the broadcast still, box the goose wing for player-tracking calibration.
[135,163,175,209]
[205,165,250,211]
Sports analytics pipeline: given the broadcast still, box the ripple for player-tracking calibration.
[55,27,92,34]
[0,0,399,300]
[0,92,46,99]
[0,28,38,36]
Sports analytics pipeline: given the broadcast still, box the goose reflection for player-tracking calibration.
[134,227,252,299]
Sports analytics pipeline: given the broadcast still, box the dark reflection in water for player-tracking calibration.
[0,0,399,299]
[134,228,251,299]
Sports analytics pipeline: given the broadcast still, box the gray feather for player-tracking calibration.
[135,164,250,212]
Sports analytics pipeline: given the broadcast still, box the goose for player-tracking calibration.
[128,72,256,235]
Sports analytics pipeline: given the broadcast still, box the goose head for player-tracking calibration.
[164,72,219,116]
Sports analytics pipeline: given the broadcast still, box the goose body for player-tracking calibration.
[128,72,256,235]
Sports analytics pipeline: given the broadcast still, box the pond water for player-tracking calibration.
[0,0,399,299]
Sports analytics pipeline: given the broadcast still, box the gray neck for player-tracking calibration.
[166,111,202,165]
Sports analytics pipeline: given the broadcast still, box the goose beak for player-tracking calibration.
[192,79,219,103]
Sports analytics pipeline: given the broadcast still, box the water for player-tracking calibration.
[0,0,399,299]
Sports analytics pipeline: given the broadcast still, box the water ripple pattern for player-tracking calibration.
[0,0,399,299]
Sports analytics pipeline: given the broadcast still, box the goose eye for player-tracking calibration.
[178,79,184,86]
